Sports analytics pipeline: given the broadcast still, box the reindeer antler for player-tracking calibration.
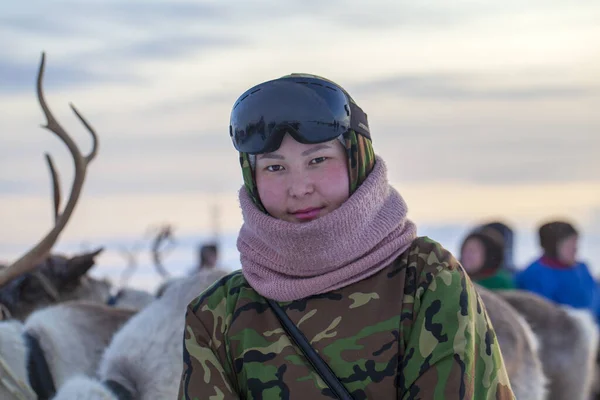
[0,52,99,287]
[117,246,139,290]
[151,224,176,279]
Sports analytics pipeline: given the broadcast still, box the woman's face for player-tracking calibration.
[255,134,349,223]
[557,234,578,266]
[461,238,485,274]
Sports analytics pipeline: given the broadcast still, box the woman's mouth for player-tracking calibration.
[290,207,324,221]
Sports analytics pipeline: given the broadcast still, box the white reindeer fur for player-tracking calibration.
[50,375,115,400]
[25,302,136,386]
[0,302,135,400]
[507,308,548,400]
[0,320,36,399]
[109,288,155,310]
[73,277,154,311]
[562,307,599,399]
[53,268,229,400]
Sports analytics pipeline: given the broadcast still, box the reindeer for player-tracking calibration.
[104,232,167,311]
[48,276,580,399]
[475,285,599,400]
[102,224,182,311]
[47,274,548,400]
[0,300,136,399]
[0,281,549,400]
[0,250,114,321]
[476,285,548,399]
[498,289,599,400]
[0,53,154,321]
[47,271,554,399]
[0,52,108,321]
[51,268,229,399]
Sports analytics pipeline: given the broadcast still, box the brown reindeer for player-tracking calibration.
[0,251,112,321]
[0,52,99,288]
[0,53,147,321]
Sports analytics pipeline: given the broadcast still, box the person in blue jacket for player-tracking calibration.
[516,220,599,321]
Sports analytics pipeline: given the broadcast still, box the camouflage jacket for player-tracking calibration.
[178,237,514,399]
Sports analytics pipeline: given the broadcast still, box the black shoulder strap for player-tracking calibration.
[266,298,354,400]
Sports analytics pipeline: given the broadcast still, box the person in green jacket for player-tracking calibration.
[178,74,514,399]
[460,227,515,290]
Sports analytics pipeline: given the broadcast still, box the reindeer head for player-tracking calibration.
[0,249,106,320]
[0,52,103,321]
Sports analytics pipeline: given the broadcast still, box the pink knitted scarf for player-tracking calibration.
[237,156,417,301]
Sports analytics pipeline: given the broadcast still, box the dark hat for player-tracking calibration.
[461,227,505,274]
[479,221,515,270]
[538,221,578,258]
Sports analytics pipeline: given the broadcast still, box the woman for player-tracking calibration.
[178,74,513,399]
[460,227,515,290]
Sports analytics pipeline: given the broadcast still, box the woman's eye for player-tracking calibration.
[266,165,284,172]
[310,157,327,165]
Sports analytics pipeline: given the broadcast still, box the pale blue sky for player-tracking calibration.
[1,0,598,290]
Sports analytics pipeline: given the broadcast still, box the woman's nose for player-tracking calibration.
[287,173,315,198]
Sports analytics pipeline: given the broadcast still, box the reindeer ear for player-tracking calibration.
[62,247,104,282]
[0,303,11,320]
[0,274,29,311]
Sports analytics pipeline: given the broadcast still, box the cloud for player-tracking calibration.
[86,2,225,25]
[0,179,30,195]
[352,73,599,101]
[0,2,251,95]
[0,57,136,94]
[0,2,225,35]
[0,16,75,37]
[374,121,600,184]
[319,0,600,33]
[0,129,242,197]
[314,2,477,30]
[2,110,597,201]
[121,34,243,59]
[0,29,245,95]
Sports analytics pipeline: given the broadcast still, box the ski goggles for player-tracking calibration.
[229,75,370,154]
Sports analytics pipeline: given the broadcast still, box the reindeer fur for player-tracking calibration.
[54,269,229,400]
[477,285,548,400]
[499,290,599,400]
[108,287,155,310]
[0,301,135,399]
[0,320,37,399]
[47,375,111,400]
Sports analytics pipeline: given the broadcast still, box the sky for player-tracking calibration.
[1,0,599,291]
